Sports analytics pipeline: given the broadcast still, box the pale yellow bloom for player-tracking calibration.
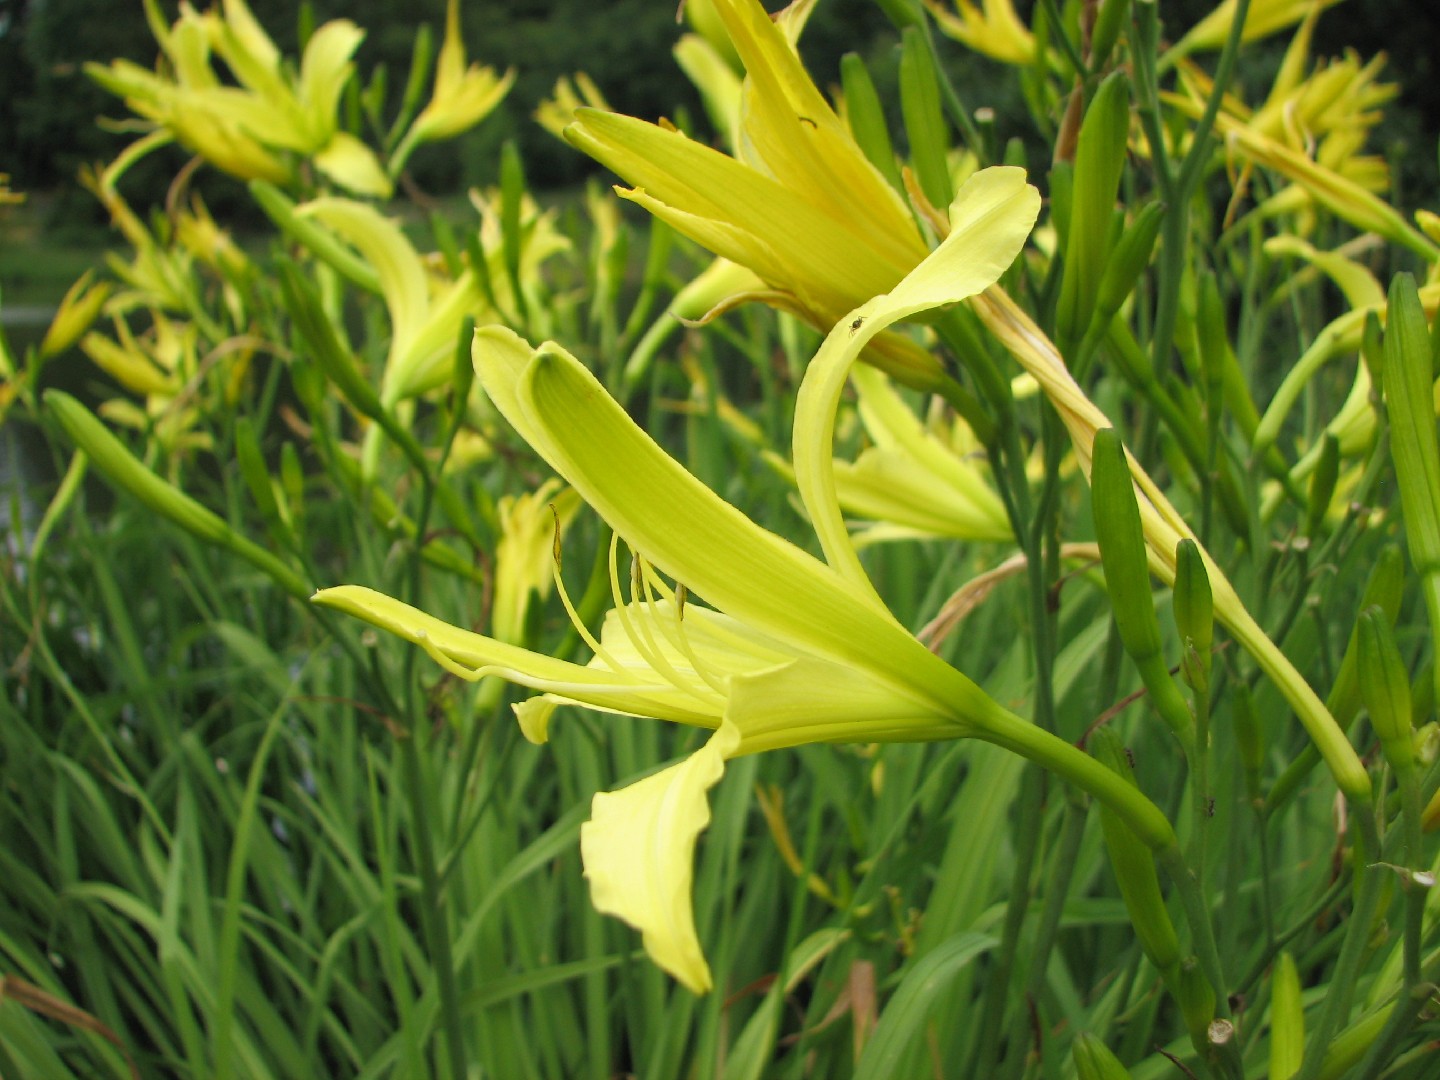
[1170,0,1346,59]
[87,0,389,195]
[490,480,582,647]
[391,0,514,176]
[534,74,612,142]
[319,171,1181,994]
[565,0,944,389]
[39,271,113,360]
[925,0,1037,65]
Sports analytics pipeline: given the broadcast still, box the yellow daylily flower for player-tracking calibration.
[1163,17,1431,259]
[319,170,1180,994]
[391,0,515,176]
[534,73,612,142]
[39,271,113,361]
[925,0,1038,65]
[490,480,582,647]
[87,0,389,195]
[1170,0,1346,59]
[298,198,490,405]
[835,365,1011,545]
[564,0,948,390]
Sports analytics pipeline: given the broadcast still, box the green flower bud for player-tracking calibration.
[899,26,953,211]
[841,53,903,194]
[1304,433,1340,538]
[1268,952,1303,1080]
[1089,0,1132,70]
[1092,428,1194,741]
[1092,728,1182,974]
[1072,1031,1134,1080]
[45,391,310,599]
[279,259,386,423]
[1383,273,1440,588]
[1317,1005,1393,1080]
[1358,607,1414,775]
[1174,538,1214,696]
[1196,272,1229,401]
[1058,70,1131,349]
[1093,200,1164,332]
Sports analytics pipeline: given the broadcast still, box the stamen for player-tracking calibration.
[549,521,623,673]
[415,630,486,682]
[608,546,721,706]
[653,574,730,697]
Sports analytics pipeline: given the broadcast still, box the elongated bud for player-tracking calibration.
[1268,952,1303,1080]
[45,391,310,599]
[1058,71,1131,349]
[1360,309,1385,391]
[1092,728,1182,974]
[1196,272,1229,401]
[1317,1005,1393,1080]
[1383,273,1440,584]
[279,442,304,529]
[841,53,904,194]
[1358,607,1414,775]
[1072,1031,1134,1080]
[1331,546,1405,727]
[1089,0,1132,70]
[1092,429,1194,741]
[499,140,530,321]
[278,260,385,423]
[899,27,953,211]
[1092,200,1164,332]
[1173,539,1213,696]
[49,391,232,545]
[1304,433,1340,538]
[1093,429,1159,658]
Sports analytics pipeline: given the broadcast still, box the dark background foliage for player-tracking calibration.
[1,0,1437,222]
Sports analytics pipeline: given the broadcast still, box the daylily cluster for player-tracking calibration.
[318,171,1180,993]
[563,0,946,392]
[1164,9,1434,258]
[86,0,510,197]
[66,166,253,455]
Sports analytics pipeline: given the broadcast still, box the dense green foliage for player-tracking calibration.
[5,0,1440,1078]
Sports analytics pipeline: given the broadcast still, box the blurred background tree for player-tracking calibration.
[1,0,1436,224]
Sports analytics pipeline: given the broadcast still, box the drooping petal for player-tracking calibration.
[709,0,923,268]
[580,722,740,994]
[475,329,979,715]
[299,199,426,398]
[791,167,1039,593]
[566,111,911,302]
[297,20,364,145]
[313,133,394,198]
[312,585,720,724]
